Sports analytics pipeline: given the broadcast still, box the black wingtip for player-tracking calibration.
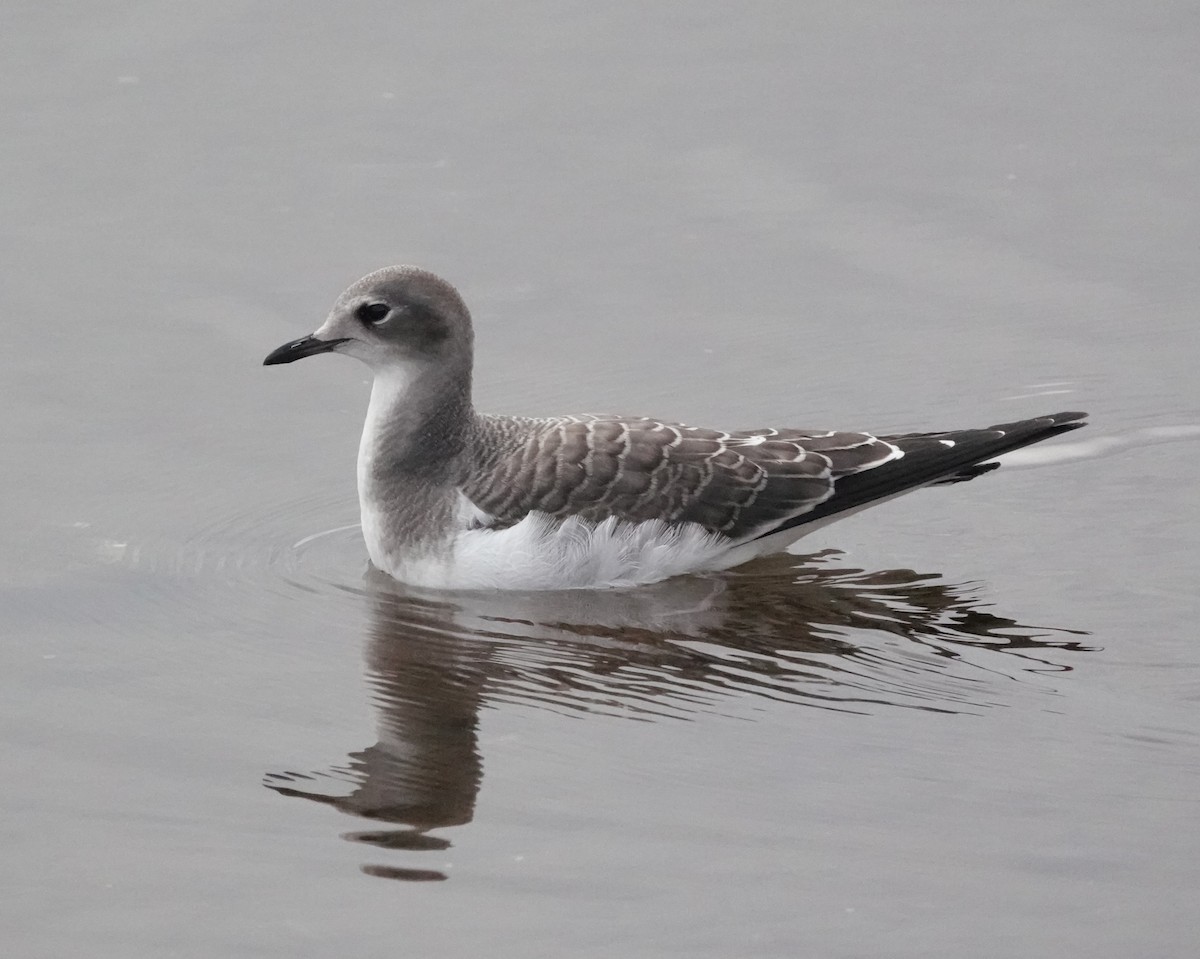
[987,410,1089,445]
[1001,410,1088,429]
[753,410,1090,540]
[930,461,1001,485]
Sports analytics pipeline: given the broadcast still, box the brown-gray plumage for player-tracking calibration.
[463,412,1085,543]
[264,265,1087,589]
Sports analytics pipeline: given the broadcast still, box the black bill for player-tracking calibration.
[262,335,350,366]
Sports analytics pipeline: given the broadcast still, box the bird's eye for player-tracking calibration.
[355,302,391,325]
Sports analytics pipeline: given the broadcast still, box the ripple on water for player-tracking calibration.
[97,421,1165,713]
[79,487,368,631]
[96,489,1097,881]
[259,541,1096,880]
[84,479,1097,719]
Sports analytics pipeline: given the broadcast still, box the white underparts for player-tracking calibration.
[374,512,735,590]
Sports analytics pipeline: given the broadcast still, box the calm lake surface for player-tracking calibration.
[4,2,1199,956]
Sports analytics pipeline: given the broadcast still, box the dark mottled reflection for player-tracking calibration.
[265,551,1091,880]
[264,591,487,882]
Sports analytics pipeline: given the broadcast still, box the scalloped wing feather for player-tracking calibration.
[464,414,905,543]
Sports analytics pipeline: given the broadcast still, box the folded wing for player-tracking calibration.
[464,411,1088,542]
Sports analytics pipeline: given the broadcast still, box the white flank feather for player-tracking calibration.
[378,513,730,591]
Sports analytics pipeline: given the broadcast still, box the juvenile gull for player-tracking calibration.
[264,266,1087,590]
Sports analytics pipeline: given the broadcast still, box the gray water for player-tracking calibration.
[4,2,1199,957]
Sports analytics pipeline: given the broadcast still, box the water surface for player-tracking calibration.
[4,2,1199,957]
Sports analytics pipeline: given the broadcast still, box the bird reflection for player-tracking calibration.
[264,550,1092,881]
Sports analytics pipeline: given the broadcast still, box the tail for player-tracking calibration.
[902,411,1090,485]
[753,411,1088,541]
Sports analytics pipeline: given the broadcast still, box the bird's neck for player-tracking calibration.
[357,361,475,561]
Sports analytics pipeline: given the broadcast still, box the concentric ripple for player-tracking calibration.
[78,478,1098,719]
[261,544,1096,881]
[77,486,369,633]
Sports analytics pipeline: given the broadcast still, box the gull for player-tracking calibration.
[264,266,1086,590]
